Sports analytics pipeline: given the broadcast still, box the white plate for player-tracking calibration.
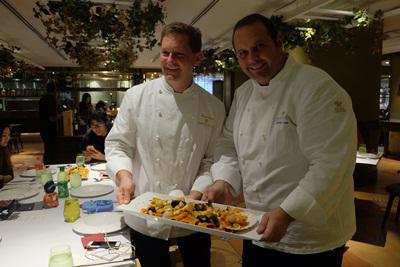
[91,163,107,171]
[20,168,56,178]
[117,192,263,241]
[357,152,381,159]
[20,169,36,177]
[0,185,40,201]
[70,184,114,198]
[73,212,126,234]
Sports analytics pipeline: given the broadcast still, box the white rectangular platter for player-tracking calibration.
[117,191,264,241]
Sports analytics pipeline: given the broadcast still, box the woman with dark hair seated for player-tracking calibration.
[82,111,111,163]
[0,122,14,188]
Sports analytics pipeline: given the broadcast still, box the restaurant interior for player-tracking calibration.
[1,0,400,266]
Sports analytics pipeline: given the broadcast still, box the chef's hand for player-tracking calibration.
[116,170,136,204]
[188,190,203,200]
[257,207,294,242]
[202,180,234,204]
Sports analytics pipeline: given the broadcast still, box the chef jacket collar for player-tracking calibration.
[161,76,198,95]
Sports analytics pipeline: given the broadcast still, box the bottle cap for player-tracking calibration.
[44,180,56,193]
[59,166,65,172]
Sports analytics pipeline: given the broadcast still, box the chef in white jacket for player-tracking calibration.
[204,14,357,267]
[105,22,225,267]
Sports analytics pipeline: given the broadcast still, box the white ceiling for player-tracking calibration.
[1,0,400,69]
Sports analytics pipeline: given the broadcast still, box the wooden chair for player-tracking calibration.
[10,124,23,151]
[381,183,400,228]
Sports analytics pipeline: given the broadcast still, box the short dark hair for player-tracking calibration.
[161,22,202,53]
[232,13,278,48]
[88,111,108,125]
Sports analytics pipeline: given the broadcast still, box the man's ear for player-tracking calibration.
[194,51,204,66]
[277,32,285,49]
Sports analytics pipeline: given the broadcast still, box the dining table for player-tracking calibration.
[354,151,383,188]
[0,163,135,267]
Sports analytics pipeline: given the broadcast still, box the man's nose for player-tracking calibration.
[248,49,260,62]
[166,53,175,62]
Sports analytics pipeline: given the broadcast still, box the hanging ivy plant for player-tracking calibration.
[195,48,238,75]
[197,9,381,75]
[0,45,34,80]
[271,9,381,54]
[33,0,166,71]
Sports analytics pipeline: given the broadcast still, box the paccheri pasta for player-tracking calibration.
[140,196,250,231]
[65,165,89,179]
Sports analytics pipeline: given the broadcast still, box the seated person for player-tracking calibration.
[82,111,111,163]
[0,122,14,188]
[95,100,107,113]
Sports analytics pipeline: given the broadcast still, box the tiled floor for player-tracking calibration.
[10,134,400,267]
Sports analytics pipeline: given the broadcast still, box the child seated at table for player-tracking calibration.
[82,111,111,163]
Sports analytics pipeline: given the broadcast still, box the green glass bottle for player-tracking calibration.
[57,166,69,198]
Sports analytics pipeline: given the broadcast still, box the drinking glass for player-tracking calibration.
[40,169,53,186]
[48,244,73,267]
[70,172,81,188]
[64,198,80,223]
[75,154,85,167]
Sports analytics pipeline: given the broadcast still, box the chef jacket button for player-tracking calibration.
[158,112,162,117]
[243,184,247,189]
[155,158,160,164]
[159,89,162,94]
[155,136,160,141]
[239,132,243,136]
[258,161,262,166]
[252,188,257,192]
[179,160,184,165]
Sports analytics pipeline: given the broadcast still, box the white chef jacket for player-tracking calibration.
[106,77,225,239]
[211,56,357,254]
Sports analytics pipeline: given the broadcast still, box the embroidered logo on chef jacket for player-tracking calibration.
[334,100,346,113]
[198,113,214,127]
[273,113,296,126]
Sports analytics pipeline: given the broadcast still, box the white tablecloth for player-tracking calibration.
[0,164,135,267]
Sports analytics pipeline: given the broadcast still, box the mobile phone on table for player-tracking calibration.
[87,241,121,249]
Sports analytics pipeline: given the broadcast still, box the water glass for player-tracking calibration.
[70,172,81,188]
[48,244,73,267]
[75,154,85,167]
[64,198,80,223]
[40,170,53,186]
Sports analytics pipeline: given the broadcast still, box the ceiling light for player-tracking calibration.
[314,8,354,16]
[383,8,400,18]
